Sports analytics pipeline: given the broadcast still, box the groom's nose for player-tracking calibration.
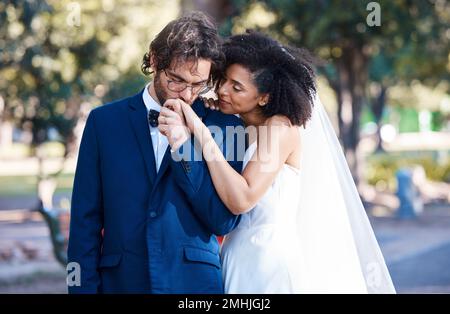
[178,88,194,104]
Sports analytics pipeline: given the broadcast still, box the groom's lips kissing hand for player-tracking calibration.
[162,98,183,116]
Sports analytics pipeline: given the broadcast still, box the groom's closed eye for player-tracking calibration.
[167,71,207,86]
[166,72,185,82]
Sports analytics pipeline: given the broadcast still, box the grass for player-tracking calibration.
[0,173,74,197]
[0,141,73,197]
[365,151,450,192]
[0,142,66,159]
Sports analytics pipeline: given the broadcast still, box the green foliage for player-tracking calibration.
[397,107,419,132]
[366,152,450,191]
[0,173,74,196]
[103,70,148,103]
[230,0,449,84]
[228,0,450,107]
[226,1,450,180]
[0,0,179,151]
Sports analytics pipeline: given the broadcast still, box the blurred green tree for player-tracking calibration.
[0,0,179,201]
[224,0,450,181]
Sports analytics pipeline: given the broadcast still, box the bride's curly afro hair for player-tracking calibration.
[222,30,317,127]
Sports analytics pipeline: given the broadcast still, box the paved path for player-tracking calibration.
[0,203,449,293]
[0,193,71,211]
[371,203,450,293]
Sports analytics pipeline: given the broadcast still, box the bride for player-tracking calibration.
[158,31,395,294]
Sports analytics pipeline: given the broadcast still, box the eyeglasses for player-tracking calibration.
[163,70,212,95]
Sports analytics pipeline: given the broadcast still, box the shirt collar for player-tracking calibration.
[142,82,161,113]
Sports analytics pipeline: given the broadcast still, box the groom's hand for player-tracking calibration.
[159,99,191,151]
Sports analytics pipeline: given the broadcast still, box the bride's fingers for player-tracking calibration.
[207,98,219,110]
[201,97,210,108]
[201,97,218,110]
[214,99,220,110]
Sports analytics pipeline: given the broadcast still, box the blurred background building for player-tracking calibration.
[0,0,449,293]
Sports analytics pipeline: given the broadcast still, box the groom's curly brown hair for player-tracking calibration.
[141,12,224,84]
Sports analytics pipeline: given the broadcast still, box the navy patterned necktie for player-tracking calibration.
[148,109,159,127]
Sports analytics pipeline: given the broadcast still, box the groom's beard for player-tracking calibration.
[153,71,168,105]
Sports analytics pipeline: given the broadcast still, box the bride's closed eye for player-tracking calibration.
[232,85,242,92]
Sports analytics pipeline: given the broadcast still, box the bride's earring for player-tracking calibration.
[258,94,269,107]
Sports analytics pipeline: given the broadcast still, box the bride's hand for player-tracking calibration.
[200,97,220,111]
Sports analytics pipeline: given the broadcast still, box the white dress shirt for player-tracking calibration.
[142,82,169,172]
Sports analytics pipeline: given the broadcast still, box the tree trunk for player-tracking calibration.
[181,0,233,24]
[371,84,387,152]
[0,95,13,150]
[0,120,14,149]
[333,44,368,185]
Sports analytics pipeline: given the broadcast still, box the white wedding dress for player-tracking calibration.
[220,95,395,294]
[221,141,303,293]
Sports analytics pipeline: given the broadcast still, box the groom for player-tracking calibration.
[67,12,243,293]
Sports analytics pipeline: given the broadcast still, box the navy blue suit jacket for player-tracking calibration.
[67,90,243,293]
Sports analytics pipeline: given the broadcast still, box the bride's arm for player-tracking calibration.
[180,102,297,215]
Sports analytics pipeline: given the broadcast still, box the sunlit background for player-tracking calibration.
[0,0,449,293]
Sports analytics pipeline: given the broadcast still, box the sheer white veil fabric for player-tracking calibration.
[294,93,396,293]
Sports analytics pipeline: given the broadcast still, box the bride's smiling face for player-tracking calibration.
[217,64,268,115]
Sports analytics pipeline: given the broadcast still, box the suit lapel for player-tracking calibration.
[152,147,171,189]
[128,92,157,186]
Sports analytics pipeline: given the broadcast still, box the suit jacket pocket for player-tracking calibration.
[99,253,122,268]
[183,247,220,269]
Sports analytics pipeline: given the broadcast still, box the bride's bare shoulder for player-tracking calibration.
[266,116,301,167]
[266,115,299,138]
[266,115,291,127]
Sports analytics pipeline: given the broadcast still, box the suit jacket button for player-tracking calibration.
[149,212,157,218]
